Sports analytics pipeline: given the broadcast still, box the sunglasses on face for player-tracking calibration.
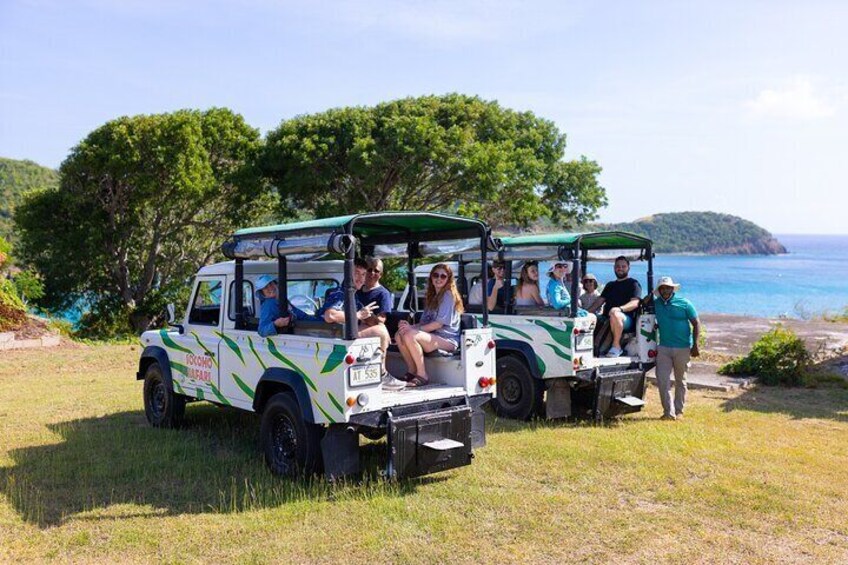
[367,268,381,274]
[432,272,449,280]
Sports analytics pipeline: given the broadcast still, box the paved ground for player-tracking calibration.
[647,313,848,390]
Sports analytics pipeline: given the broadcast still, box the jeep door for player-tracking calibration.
[181,276,223,401]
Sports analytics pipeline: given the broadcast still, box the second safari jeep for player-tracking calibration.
[401,231,658,421]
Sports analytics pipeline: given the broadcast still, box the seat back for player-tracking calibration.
[411,311,477,331]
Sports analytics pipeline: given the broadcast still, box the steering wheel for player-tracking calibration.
[289,294,319,314]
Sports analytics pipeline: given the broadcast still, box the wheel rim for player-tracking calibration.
[152,381,167,418]
[271,414,298,473]
[500,374,522,405]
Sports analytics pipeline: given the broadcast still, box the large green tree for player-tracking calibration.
[15,108,267,335]
[262,94,606,229]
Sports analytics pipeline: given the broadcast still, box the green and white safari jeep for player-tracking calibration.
[400,232,658,421]
[136,212,501,480]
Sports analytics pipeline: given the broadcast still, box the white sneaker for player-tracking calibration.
[381,372,407,390]
[605,347,622,358]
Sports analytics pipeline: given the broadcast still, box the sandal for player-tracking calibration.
[406,374,430,388]
[401,372,416,382]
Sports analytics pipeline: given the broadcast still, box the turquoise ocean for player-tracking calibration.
[618,234,848,318]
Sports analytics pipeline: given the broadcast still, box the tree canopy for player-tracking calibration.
[15,108,266,334]
[262,94,606,229]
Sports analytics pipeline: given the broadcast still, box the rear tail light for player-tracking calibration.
[345,353,355,364]
[573,328,580,335]
[648,349,657,358]
[487,340,496,350]
[478,377,495,388]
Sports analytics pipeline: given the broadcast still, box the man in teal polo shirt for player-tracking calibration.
[653,276,700,420]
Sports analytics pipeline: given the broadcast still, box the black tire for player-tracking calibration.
[492,355,543,420]
[143,362,186,428]
[260,392,324,477]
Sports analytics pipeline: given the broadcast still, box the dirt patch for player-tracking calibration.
[12,315,52,339]
[701,313,848,357]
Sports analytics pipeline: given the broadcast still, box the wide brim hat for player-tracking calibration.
[582,273,597,283]
[654,276,681,294]
[254,275,277,299]
[547,261,572,274]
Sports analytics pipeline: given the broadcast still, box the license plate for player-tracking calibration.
[575,332,593,351]
[349,364,381,387]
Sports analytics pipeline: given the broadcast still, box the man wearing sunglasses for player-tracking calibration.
[486,259,508,311]
[355,257,394,378]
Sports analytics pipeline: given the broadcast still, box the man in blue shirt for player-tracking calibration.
[653,276,700,420]
[486,260,508,311]
[353,257,393,379]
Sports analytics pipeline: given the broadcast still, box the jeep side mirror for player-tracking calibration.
[166,303,176,323]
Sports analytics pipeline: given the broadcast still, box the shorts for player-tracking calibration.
[600,312,634,332]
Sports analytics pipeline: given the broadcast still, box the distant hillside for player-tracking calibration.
[591,212,787,254]
[0,157,59,241]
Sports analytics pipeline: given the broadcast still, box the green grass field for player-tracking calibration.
[2,344,847,564]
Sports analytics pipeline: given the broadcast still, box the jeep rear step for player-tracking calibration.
[571,365,648,421]
[388,405,473,479]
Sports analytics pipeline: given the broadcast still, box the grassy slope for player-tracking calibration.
[1,344,847,563]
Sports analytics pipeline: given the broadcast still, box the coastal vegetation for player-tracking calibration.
[0,158,59,243]
[592,211,787,254]
[2,344,847,562]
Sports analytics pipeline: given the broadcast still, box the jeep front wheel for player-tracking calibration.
[492,355,542,420]
[260,392,324,477]
[143,362,186,428]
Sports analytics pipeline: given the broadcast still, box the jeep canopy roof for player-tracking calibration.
[222,212,499,260]
[454,231,652,262]
[502,231,651,249]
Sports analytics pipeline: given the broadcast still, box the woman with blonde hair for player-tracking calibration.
[514,261,545,306]
[396,263,464,387]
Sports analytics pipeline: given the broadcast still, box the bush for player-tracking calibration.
[719,326,811,386]
[0,236,11,271]
[0,278,27,332]
[12,269,44,303]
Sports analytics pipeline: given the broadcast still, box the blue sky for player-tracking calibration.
[1,0,846,234]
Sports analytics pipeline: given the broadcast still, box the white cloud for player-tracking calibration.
[746,78,835,119]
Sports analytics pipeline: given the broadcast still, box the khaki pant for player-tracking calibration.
[655,345,690,417]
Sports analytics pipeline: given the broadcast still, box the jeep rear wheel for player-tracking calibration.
[492,355,542,420]
[143,362,185,428]
[260,392,324,477]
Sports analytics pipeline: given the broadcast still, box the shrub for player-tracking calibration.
[0,278,27,332]
[12,269,44,303]
[719,326,811,386]
[0,236,11,271]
